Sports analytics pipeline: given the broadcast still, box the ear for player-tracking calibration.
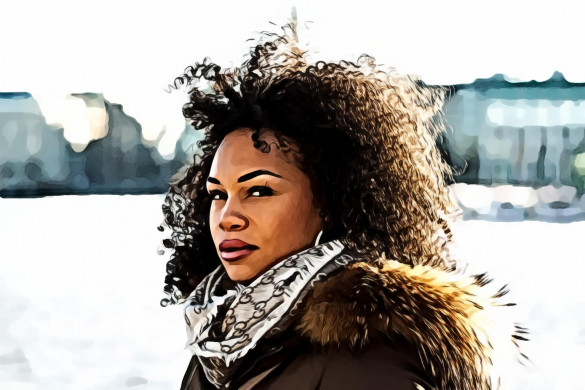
[318,208,330,227]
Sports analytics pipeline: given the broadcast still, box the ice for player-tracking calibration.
[1,195,584,389]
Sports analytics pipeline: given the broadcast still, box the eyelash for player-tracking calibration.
[248,185,274,198]
[209,186,274,201]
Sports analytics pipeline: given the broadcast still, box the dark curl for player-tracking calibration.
[160,26,458,306]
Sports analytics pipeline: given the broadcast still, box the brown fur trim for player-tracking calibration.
[294,258,524,390]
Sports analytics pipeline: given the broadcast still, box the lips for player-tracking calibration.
[219,239,259,262]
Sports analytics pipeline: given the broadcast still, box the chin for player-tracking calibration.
[222,263,261,284]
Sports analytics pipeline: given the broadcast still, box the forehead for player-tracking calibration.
[209,129,300,180]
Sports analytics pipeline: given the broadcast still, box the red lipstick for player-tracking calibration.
[219,239,258,262]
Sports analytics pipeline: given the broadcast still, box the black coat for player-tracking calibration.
[181,258,524,390]
[182,332,434,389]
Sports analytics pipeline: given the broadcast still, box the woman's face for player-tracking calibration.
[206,128,323,283]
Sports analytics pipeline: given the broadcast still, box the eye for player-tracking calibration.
[248,185,274,198]
[209,190,227,201]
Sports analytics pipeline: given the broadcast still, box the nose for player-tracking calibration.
[218,200,249,232]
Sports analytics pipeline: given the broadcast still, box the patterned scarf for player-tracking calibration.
[183,240,356,389]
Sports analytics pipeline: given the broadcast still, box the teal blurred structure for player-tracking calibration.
[443,72,585,193]
[0,93,201,197]
[2,74,585,218]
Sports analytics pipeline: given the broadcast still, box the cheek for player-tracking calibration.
[259,193,317,241]
[251,201,290,235]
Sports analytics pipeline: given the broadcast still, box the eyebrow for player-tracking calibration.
[207,170,283,185]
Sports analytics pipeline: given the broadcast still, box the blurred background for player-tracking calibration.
[1,1,584,389]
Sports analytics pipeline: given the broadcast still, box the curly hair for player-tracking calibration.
[160,27,458,306]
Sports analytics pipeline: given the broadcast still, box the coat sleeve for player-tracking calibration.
[316,340,434,390]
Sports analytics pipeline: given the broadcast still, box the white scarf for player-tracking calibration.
[183,240,355,388]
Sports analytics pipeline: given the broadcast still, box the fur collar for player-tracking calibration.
[294,257,527,390]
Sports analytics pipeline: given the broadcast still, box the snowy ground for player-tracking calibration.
[0,195,584,390]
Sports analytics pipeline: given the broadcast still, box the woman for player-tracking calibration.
[160,27,525,390]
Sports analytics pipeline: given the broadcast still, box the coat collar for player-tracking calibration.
[293,257,527,390]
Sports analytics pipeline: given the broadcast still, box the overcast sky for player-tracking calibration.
[2,0,584,153]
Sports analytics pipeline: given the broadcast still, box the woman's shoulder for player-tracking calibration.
[181,256,525,390]
[292,257,525,390]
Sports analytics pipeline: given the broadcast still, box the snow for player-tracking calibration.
[0,195,188,389]
[1,195,584,389]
